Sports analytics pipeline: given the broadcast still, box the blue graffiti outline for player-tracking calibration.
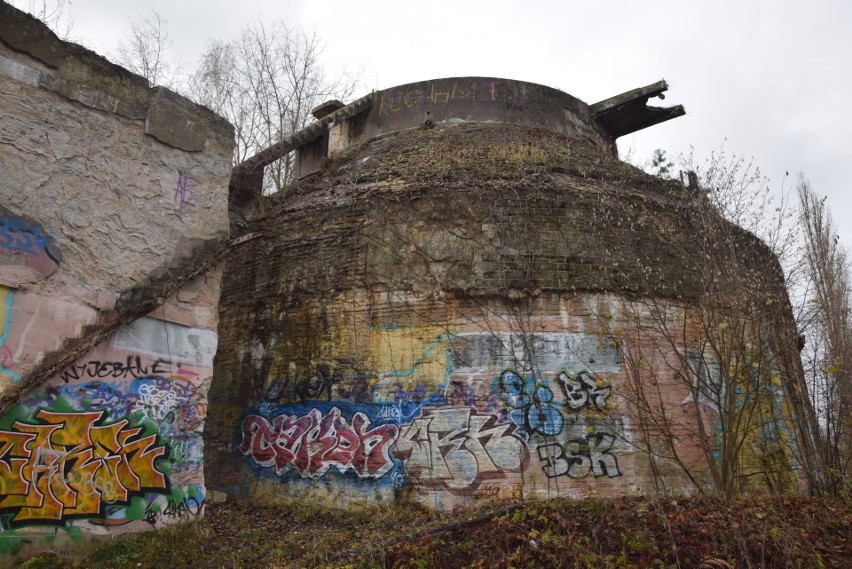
[500,370,563,440]
[0,215,60,263]
[239,401,407,488]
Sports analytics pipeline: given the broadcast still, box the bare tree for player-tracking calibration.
[613,241,805,496]
[615,151,823,497]
[189,20,360,193]
[798,176,852,495]
[114,10,181,89]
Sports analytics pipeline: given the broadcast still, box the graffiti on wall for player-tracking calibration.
[555,370,612,411]
[377,79,529,117]
[60,357,172,384]
[0,218,214,537]
[395,407,526,489]
[500,370,563,438]
[143,485,205,526]
[536,432,620,479]
[39,374,206,469]
[240,330,632,500]
[134,383,179,422]
[0,409,168,527]
[0,213,59,263]
[495,367,623,480]
[263,363,373,407]
[174,171,198,218]
[451,332,622,375]
[240,406,399,479]
[0,364,208,532]
[0,211,60,287]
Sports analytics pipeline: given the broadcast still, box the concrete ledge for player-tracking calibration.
[0,1,233,150]
[146,87,209,151]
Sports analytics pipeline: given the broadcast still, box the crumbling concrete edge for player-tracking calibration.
[0,1,233,151]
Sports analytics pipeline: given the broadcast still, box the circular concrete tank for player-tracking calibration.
[207,78,809,509]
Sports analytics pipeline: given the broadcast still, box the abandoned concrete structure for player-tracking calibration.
[0,0,819,556]
[208,73,816,511]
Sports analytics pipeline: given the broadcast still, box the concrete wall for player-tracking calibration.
[0,2,233,554]
[0,2,812,553]
[210,120,806,509]
[219,292,801,510]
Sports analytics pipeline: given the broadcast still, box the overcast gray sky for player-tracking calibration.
[14,0,852,253]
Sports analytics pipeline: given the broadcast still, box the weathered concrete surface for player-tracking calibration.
[208,121,808,511]
[0,42,231,294]
[0,6,233,381]
[362,77,614,153]
[298,77,616,179]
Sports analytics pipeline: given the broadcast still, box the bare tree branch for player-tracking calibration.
[113,10,182,89]
[188,20,360,194]
[798,176,852,495]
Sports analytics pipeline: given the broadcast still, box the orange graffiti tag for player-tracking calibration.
[0,410,169,526]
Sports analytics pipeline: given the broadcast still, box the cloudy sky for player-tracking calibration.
[13,0,852,252]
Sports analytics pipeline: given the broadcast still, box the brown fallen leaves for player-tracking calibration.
[21,495,852,569]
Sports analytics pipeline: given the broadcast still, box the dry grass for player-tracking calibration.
[10,495,850,568]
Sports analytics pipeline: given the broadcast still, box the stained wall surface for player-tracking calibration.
[209,120,807,510]
[0,2,232,554]
[229,293,801,510]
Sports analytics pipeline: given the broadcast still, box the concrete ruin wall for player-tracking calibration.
[0,2,233,553]
[209,115,808,510]
[222,292,801,510]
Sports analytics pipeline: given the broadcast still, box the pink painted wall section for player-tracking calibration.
[0,287,98,383]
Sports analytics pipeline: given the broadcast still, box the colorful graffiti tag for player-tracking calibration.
[500,370,563,438]
[241,360,627,494]
[240,407,399,479]
[37,375,207,472]
[395,407,526,489]
[537,433,621,479]
[236,326,635,503]
[0,410,168,527]
[0,211,60,287]
[496,368,622,480]
[0,213,59,262]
